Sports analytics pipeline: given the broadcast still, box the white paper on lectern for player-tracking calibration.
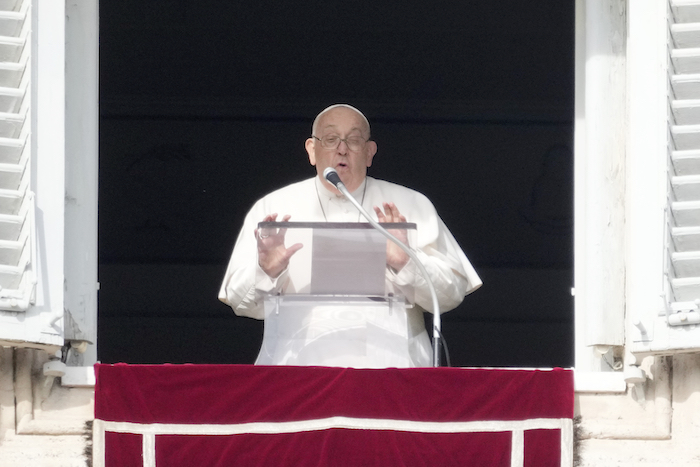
[264,225,388,296]
[310,228,386,296]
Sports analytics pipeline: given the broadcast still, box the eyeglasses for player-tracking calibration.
[313,135,368,151]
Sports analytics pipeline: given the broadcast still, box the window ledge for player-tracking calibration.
[574,371,627,393]
[59,367,627,392]
[61,365,95,387]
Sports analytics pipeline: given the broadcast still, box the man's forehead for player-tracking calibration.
[319,120,365,133]
[313,104,370,134]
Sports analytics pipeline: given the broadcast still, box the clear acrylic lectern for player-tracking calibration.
[255,221,423,368]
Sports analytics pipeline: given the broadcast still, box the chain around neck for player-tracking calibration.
[315,177,368,222]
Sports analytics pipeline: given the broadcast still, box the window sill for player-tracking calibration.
[574,371,627,393]
[61,365,95,387]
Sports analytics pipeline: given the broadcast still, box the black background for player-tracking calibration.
[97,1,575,367]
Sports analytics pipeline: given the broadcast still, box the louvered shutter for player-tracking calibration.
[669,2,700,328]
[631,0,700,353]
[0,0,32,311]
[0,0,66,351]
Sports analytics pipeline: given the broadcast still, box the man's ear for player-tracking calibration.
[365,141,377,167]
[305,137,316,165]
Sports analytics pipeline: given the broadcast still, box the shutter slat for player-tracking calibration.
[0,1,21,13]
[0,214,23,241]
[670,124,700,149]
[672,251,700,277]
[0,11,24,38]
[671,48,700,74]
[672,200,700,225]
[671,277,700,301]
[671,74,700,99]
[672,226,700,251]
[672,23,700,48]
[671,100,700,124]
[671,174,700,200]
[671,150,700,174]
[0,85,24,113]
[0,112,24,138]
[0,237,24,265]
[0,36,24,62]
[0,136,25,164]
[672,1,700,24]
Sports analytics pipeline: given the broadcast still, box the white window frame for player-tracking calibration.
[574,0,700,393]
[11,1,691,390]
[63,0,99,370]
[574,0,628,392]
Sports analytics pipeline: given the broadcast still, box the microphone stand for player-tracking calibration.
[325,170,443,367]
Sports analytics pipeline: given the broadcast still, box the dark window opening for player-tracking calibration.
[98,1,575,368]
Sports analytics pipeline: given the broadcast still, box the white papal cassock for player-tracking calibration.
[219,176,481,368]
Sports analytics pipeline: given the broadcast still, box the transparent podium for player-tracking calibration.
[255,221,430,368]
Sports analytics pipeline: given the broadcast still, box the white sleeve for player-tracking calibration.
[217,202,290,320]
[387,249,472,313]
[385,207,481,314]
[219,260,289,320]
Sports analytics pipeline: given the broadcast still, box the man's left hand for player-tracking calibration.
[374,202,410,272]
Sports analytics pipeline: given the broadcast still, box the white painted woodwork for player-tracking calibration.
[0,0,64,349]
[626,0,700,355]
[668,1,700,338]
[63,0,98,357]
[0,0,32,311]
[574,0,627,375]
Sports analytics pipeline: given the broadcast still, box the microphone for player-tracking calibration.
[323,167,344,190]
[321,167,444,367]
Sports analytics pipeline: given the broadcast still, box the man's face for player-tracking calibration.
[305,107,377,193]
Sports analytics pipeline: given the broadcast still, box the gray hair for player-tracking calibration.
[311,104,371,137]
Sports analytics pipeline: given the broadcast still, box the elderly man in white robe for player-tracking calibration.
[219,104,481,368]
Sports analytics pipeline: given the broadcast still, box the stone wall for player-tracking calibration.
[577,354,700,466]
[0,348,93,467]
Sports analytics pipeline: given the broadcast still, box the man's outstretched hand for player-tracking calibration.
[255,213,303,278]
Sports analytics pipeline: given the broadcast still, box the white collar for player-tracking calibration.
[314,175,367,200]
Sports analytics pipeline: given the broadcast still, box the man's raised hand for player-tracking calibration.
[255,213,303,278]
[374,202,410,272]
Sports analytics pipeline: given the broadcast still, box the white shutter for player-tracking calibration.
[0,0,32,311]
[0,0,65,350]
[669,3,700,329]
[623,0,700,356]
[628,0,700,354]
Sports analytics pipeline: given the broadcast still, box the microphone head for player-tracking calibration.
[323,167,343,188]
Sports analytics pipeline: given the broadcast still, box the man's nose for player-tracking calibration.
[336,139,349,154]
